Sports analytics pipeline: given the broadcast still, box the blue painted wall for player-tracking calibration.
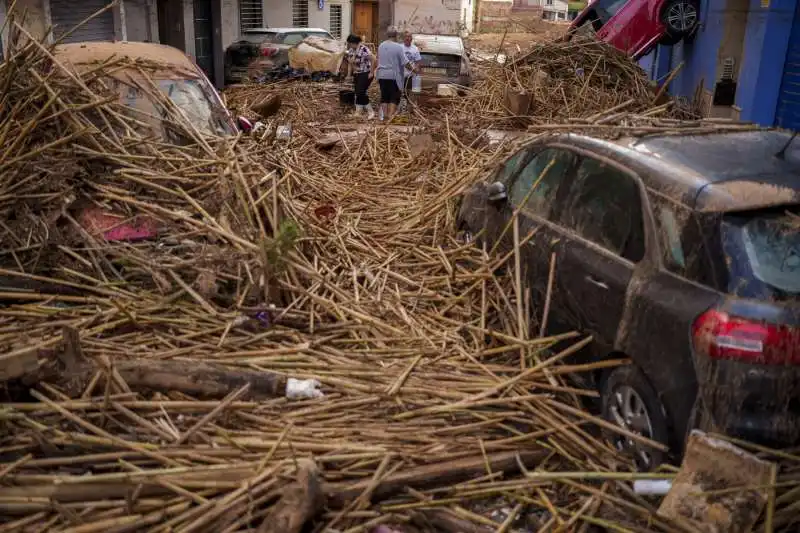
[638,0,798,126]
[737,0,795,125]
[639,49,656,77]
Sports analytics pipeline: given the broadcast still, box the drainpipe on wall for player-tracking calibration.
[0,0,7,57]
[378,0,392,40]
[145,0,155,42]
[43,0,53,44]
[113,0,128,41]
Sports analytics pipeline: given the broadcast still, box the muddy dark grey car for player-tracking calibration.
[457,130,800,469]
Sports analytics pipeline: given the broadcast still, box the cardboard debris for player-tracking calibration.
[657,431,775,533]
[288,36,346,74]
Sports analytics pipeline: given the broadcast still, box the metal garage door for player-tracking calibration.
[775,1,800,130]
[50,0,115,43]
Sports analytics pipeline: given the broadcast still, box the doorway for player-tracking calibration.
[353,1,379,45]
[193,0,214,79]
[157,0,185,50]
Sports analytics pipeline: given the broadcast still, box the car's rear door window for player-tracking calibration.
[508,147,576,219]
[561,156,646,262]
[603,0,628,18]
[651,201,719,287]
[494,148,531,185]
[657,206,686,269]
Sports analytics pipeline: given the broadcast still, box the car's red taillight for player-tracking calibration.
[261,47,278,57]
[692,309,800,365]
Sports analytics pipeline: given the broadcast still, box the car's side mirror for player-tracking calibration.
[487,181,508,205]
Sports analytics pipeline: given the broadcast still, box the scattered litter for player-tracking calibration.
[285,378,324,400]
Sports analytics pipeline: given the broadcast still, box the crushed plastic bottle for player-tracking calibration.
[285,378,324,400]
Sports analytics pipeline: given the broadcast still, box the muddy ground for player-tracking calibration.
[467,28,567,55]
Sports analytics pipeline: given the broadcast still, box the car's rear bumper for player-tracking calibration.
[417,74,471,91]
[697,357,800,446]
[225,60,281,82]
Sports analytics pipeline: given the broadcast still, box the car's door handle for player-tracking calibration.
[585,275,609,290]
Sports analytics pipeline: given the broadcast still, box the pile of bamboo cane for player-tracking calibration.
[224,38,703,133]
[1,10,798,533]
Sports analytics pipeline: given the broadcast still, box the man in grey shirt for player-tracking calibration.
[372,27,414,121]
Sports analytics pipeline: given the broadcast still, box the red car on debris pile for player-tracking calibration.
[568,0,700,59]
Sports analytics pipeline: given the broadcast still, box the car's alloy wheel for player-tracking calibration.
[608,385,656,470]
[601,366,669,471]
[664,0,698,35]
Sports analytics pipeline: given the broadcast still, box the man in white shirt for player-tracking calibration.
[400,30,421,112]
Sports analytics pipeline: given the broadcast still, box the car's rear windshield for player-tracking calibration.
[722,207,800,297]
[420,53,461,65]
[245,31,332,45]
[241,32,278,44]
[305,32,333,39]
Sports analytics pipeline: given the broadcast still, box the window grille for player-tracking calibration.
[292,0,309,27]
[329,4,343,38]
[721,58,735,81]
[330,4,343,38]
[239,0,263,31]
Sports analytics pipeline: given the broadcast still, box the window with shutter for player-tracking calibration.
[239,0,264,31]
[292,0,309,27]
[330,4,343,39]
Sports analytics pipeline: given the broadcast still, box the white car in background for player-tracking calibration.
[225,27,334,83]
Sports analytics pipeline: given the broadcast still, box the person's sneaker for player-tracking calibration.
[366,107,375,120]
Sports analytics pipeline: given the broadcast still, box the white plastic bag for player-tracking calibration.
[285,378,324,400]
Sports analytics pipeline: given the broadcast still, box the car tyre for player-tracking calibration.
[601,365,670,471]
[661,0,699,38]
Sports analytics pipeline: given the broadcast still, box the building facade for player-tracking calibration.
[393,0,474,34]
[540,0,569,21]
[513,0,567,21]
[253,0,473,44]
[255,0,353,39]
[0,0,244,88]
[639,0,800,130]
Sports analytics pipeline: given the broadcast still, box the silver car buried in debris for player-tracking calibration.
[412,34,472,92]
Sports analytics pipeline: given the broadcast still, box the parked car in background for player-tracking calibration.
[413,34,472,92]
[567,0,699,59]
[457,129,800,470]
[225,27,334,84]
[55,41,238,242]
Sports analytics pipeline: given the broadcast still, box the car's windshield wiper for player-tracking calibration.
[775,131,798,160]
